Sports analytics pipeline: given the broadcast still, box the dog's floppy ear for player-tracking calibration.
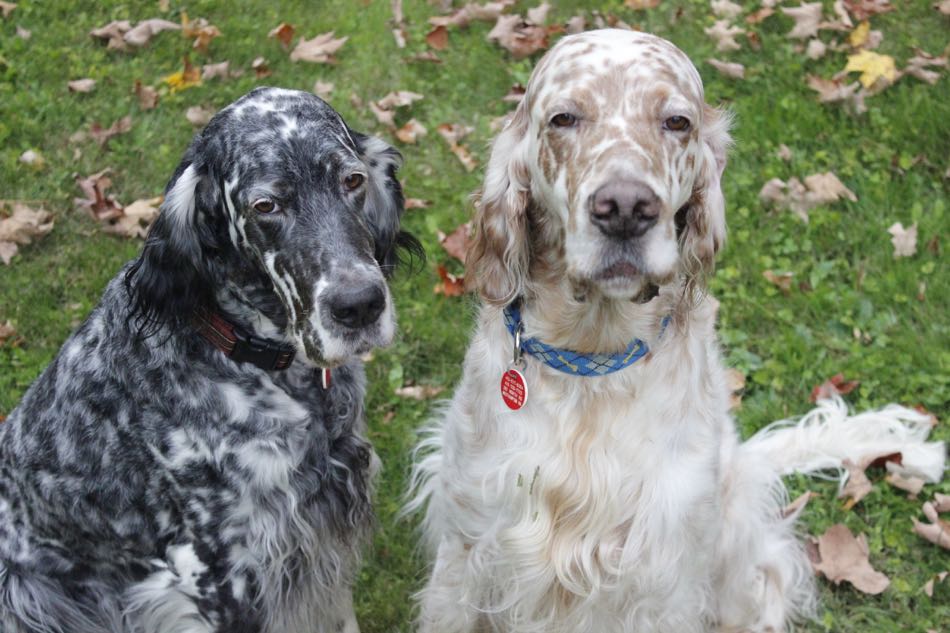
[125,154,219,336]
[466,107,531,306]
[679,105,731,283]
[359,134,423,277]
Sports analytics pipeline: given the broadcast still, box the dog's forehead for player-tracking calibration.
[526,29,704,110]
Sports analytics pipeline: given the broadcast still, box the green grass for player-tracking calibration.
[1,0,948,631]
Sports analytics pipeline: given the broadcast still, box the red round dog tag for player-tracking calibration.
[500,368,528,410]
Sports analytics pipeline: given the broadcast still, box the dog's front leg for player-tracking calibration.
[417,536,486,633]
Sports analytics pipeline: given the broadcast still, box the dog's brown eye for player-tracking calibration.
[664,116,691,132]
[550,113,578,128]
[252,199,277,214]
[344,173,365,191]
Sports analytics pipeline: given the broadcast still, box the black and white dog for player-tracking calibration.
[0,88,421,633]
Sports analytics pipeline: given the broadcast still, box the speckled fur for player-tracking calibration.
[0,88,419,633]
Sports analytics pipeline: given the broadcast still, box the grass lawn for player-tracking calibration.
[1,0,948,631]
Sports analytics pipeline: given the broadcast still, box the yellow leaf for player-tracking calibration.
[848,21,870,48]
[844,50,897,88]
[162,57,201,93]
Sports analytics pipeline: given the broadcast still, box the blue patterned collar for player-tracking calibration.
[502,303,670,377]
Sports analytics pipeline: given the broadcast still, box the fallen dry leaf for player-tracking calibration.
[903,50,948,85]
[806,38,827,59]
[487,14,549,59]
[0,320,16,343]
[201,61,231,80]
[15,24,29,39]
[887,222,917,258]
[89,116,133,148]
[429,0,516,28]
[935,493,950,512]
[565,14,586,34]
[395,119,428,144]
[163,57,202,93]
[313,80,334,100]
[839,452,902,508]
[134,81,159,109]
[90,20,132,50]
[885,462,925,497]
[377,91,424,109]
[625,0,660,8]
[806,74,866,112]
[290,32,348,64]
[0,1,15,19]
[405,198,431,209]
[711,0,743,19]
[408,51,443,63]
[426,25,450,50]
[704,20,744,52]
[526,2,551,24]
[68,78,97,93]
[923,571,948,597]
[395,384,446,400]
[369,102,396,128]
[844,0,893,20]
[707,58,745,79]
[185,105,216,127]
[759,172,856,222]
[763,270,794,294]
[777,144,793,161]
[782,2,823,39]
[811,524,890,594]
[783,491,815,519]
[124,18,179,48]
[268,22,295,49]
[439,222,471,262]
[251,57,271,79]
[811,373,860,402]
[75,169,123,221]
[746,7,775,23]
[847,20,870,48]
[0,201,54,265]
[434,264,466,296]
[181,13,221,53]
[844,49,897,88]
[804,172,857,205]
[437,123,478,171]
[102,196,162,238]
[391,0,407,48]
[913,500,950,550]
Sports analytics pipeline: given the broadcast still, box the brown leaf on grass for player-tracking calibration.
[68,79,97,93]
[625,0,660,8]
[201,61,231,80]
[181,13,221,53]
[251,57,271,79]
[268,22,295,49]
[746,7,775,23]
[377,91,424,109]
[811,524,890,594]
[429,0,515,28]
[810,373,860,402]
[707,58,745,79]
[903,50,948,85]
[935,493,950,512]
[369,102,396,128]
[777,144,793,161]
[0,201,54,265]
[16,25,29,39]
[395,119,428,144]
[704,20,744,52]
[711,0,743,19]
[390,0,408,48]
[806,39,827,59]
[124,18,180,48]
[133,81,159,109]
[843,0,893,20]
[923,571,949,597]
[395,384,446,400]
[163,57,202,92]
[0,1,15,18]
[487,14,549,59]
[804,172,857,204]
[185,105,216,127]
[0,320,17,343]
[19,150,44,169]
[887,222,917,258]
[408,51,443,63]
[290,32,348,64]
[434,264,466,296]
[313,81,334,100]
[885,462,925,498]
[913,500,950,550]
[439,222,471,262]
[405,198,431,209]
[89,116,133,148]
[839,456,885,508]
[763,270,794,294]
[437,124,478,171]
[565,14,586,34]
[75,169,123,221]
[426,25,450,50]
[782,2,823,39]
[725,368,746,410]
[90,20,133,50]
[806,74,865,112]
[102,196,162,239]
[844,50,897,89]
[526,2,552,24]
[782,491,815,519]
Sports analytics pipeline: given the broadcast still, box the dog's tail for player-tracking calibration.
[744,396,946,484]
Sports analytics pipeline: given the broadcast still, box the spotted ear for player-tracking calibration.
[466,107,531,305]
[680,105,731,281]
[359,134,423,276]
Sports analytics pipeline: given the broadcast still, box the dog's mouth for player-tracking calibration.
[596,260,640,281]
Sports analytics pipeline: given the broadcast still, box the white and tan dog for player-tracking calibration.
[408,30,943,633]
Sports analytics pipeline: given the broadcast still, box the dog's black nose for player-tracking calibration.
[590,180,661,239]
[328,284,386,329]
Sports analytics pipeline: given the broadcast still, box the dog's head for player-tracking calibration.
[468,30,730,304]
[127,87,421,366]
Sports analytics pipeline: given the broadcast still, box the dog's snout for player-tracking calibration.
[328,284,386,329]
[590,180,661,239]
